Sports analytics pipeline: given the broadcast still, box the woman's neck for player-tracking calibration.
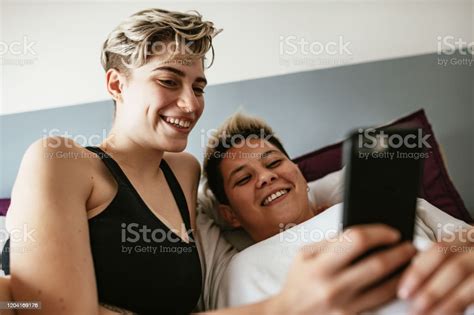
[99,129,164,178]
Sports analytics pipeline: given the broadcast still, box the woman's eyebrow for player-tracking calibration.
[228,164,247,184]
[152,66,184,76]
[260,150,279,159]
[152,66,207,85]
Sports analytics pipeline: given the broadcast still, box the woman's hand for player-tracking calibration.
[397,228,474,315]
[274,224,417,315]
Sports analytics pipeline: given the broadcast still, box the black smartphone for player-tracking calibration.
[343,127,425,259]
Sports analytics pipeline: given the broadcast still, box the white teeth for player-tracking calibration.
[263,189,289,206]
[164,116,191,129]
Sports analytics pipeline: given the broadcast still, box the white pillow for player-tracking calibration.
[308,167,345,210]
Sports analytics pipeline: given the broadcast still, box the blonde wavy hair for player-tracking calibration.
[101,8,219,75]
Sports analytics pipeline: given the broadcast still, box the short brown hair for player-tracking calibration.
[203,113,289,205]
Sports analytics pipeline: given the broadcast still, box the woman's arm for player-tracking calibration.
[6,137,99,315]
[0,277,123,315]
[0,276,14,315]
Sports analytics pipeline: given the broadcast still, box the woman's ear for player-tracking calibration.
[106,68,125,102]
[217,204,241,228]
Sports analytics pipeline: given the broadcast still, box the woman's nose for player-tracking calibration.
[256,170,278,188]
[177,88,201,113]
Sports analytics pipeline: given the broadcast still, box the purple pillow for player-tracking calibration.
[293,109,472,223]
[0,199,10,216]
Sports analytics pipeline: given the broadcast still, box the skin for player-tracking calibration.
[218,139,474,314]
[0,276,14,315]
[218,139,315,241]
[398,236,474,315]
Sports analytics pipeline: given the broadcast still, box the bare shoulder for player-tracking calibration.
[7,137,94,225]
[17,136,95,184]
[22,136,94,169]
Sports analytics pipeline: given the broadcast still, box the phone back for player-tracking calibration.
[343,127,425,242]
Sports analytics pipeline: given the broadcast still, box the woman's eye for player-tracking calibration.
[158,79,178,87]
[193,87,205,96]
[236,176,250,186]
[267,160,282,168]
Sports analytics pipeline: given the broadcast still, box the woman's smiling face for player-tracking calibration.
[218,138,314,241]
[111,54,207,152]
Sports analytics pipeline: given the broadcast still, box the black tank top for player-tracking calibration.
[85,146,202,314]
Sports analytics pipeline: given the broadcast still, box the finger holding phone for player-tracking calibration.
[398,228,474,315]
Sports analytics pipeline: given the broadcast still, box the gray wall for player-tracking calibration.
[1,51,472,216]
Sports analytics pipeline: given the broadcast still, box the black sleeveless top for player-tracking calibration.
[85,147,202,314]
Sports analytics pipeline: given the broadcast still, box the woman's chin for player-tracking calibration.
[162,140,187,152]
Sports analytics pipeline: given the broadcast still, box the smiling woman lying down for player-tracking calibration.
[197,112,474,315]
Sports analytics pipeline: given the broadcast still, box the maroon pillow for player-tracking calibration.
[293,109,472,223]
[0,199,10,216]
